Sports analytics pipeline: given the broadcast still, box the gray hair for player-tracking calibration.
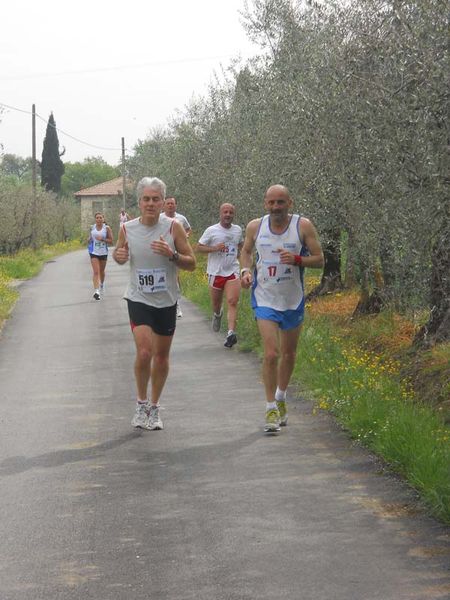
[136,177,166,201]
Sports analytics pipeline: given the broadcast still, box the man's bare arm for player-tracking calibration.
[113,226,129,264]
[173,221,196,271]
[240,219,259,288]
[150,221,196,272]
[195,242,226,254]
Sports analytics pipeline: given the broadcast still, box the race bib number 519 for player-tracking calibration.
[136,268,167,293]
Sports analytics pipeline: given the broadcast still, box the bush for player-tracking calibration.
[0,177,80,253]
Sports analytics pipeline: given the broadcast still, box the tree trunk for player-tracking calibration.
[352,268,380,316]
[306,229,343,301]
[344,229,357,288]
[379,235,396,289]
[414,220,450,347]
[353,238,396,317]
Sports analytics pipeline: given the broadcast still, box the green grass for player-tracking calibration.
[0,240,83,324]
[0,250,44,280]
[180,265,450,524]
[0,273,18,321]
[296,316,450,522]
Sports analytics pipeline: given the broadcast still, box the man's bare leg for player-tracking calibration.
[210,287,224,332]
[209,286,224,316]
[278,325,302,391]
[132,325,153,401]
[257,319,281,402]
[149,332,174,405]
[224,278,240,332]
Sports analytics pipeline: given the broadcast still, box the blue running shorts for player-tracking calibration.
[253,306,304,330]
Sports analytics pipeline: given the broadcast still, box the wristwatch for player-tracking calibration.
[169,251,179,262]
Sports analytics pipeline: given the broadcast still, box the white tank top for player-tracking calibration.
[252,214,305,311]
[123,215,178,308]
[89,224,108,256]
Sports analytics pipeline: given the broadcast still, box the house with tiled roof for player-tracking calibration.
[75,177,133,235]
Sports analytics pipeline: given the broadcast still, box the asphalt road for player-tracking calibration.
[0,250,449,600]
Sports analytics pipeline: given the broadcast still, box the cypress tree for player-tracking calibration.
[41,112,65,194]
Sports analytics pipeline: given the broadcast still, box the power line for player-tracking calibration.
[0,101,125,152]
[0,54,235,82]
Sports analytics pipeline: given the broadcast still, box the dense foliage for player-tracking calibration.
[0,177,80,253]
[0,149,119,254]
[127,0,448,344]
[0,154,36,182]
[60,156,120,197]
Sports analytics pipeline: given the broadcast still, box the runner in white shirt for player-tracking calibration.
[164,196,191,318]
[197,203,243,348]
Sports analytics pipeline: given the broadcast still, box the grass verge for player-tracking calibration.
[180,261,450,524]
[297,316,450,524]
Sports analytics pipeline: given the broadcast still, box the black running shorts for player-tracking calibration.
[126,300,177,336]
[89,253,107,261]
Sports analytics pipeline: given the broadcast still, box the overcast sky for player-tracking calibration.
[0,0,258,164]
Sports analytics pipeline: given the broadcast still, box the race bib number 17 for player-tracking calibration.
[262,259,294,284]
[262,259,280,281]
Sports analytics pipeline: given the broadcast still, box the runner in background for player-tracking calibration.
[87,212,113,300]
[119,208,130,225]
[164,197,191,237]
[164,196,192,318]
[197,203,243,348]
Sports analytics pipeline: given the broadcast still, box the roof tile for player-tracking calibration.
[74,177,131,196]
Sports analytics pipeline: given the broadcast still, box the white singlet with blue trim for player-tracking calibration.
[88,224,108,256]
[251,214,305,312]
[123,215,178,308]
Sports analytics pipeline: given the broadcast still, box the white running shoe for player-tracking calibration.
[148,405,164,430]
[93,291,101,300]
[277,400,288,426]
[176,303,183,318]
[212,309,223,332]
[131,403,150,429]
[264,407,281,433]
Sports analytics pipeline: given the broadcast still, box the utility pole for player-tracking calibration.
[31,104,37,248]
[32,104,37,200]
[121,137,126,210]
